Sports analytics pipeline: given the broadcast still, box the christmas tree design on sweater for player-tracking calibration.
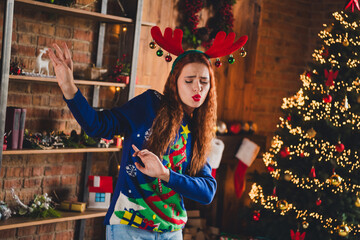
[111,124,191,232]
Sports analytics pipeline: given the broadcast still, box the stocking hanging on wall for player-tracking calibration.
[208,138,225,178]
[234,138,260,198]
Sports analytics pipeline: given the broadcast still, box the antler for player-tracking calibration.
[205,31,248,58]
[151,26,184,56]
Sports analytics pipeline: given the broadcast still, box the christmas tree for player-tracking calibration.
[246,3,360,240]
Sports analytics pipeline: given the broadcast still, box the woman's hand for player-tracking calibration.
[132,145,170,182]
[47,42,78,99]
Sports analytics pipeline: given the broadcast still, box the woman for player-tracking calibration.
[48,42,217,240]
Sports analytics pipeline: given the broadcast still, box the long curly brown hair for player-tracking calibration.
[145,53,217,176]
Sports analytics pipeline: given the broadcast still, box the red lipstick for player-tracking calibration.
[192,94,201,102]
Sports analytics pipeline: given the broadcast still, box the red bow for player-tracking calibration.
[324,69,338,87]
[290,230,306,240]
[345,0,360,12]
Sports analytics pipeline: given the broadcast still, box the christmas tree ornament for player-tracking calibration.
[239,47,247,57]
[252,210,260,221]
[309,166,316,178]
[267,166,275,172]
[276,200,289,210]
[280,146,290,158]
[272,187,277,197]
[149,40,156,49]
[150,26,248,72]
[302,221,309,229]
[322,48,329,57]
[343,38,349,46]
[324,69,338,86]
[300,152,305,158]
[215,58,222,67]
[284,173,292,181]
[316,198,322,206]
[234,138,260,198]
[156,49,164,57]
[323,94,333,103]
[335,143,345,153]
[215,120,228,134]
[306,128,317,138]
[330,174,342,187]
[306,71,312,78]
[340,95,349,111]
[228,55,235,64]
[165,53,172,62]
[287,115,291,121]
[355,196,360,207]
[337,223,350,237]
[290,229,306,240]
[208,138,225,178]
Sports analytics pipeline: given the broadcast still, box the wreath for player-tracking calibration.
[177,0,236,49]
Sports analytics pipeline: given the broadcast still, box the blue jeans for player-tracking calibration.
[106,224,183,240]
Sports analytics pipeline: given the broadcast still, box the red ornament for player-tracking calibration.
[272,187,277,197]
[287,115,291,121]
[229,122,241,134]
[300,152,305,158]
[280,147,290,158]
[165,54,172,62]
[215,58,222,67]
[323,94,332,103]
[316,198,322,206]
[336,143,345,153]
[309,166,316,178]
[267,166,275,172]
[252,211,260,221]
[306,72,312,78]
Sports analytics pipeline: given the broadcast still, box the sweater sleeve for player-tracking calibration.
[164,162,217,205]
[64,89,159,139]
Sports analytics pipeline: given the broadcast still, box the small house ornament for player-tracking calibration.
[88,176,113,209]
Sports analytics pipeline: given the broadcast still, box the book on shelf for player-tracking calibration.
[5,107,26,150]
[18,108,27,150]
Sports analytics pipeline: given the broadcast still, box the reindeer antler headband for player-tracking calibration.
[149,26,248,70]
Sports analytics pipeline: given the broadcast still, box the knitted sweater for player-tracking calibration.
[64,89,216,232]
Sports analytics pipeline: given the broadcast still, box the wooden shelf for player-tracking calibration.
[0,209,107,230]
[3,147,121,155]
[14,0,133,23]
[9,75,151,89]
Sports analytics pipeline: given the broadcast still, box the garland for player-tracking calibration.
[177,0,236,49]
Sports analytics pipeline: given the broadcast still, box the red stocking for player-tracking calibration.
[234,138,260,198]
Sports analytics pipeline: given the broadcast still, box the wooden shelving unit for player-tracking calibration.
[0,209,107,230]
[3,146,121,155]
[0,0,145,238]
[14,0,132,23]
[9,75,151,89]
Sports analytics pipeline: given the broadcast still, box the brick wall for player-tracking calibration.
[0,1,120,239]
[251,0,347,145]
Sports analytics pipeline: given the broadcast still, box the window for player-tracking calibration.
[95,193,105,202]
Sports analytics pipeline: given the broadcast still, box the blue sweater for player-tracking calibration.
[64,89,216,232]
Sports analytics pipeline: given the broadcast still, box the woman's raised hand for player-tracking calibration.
[47,42,78,99]
[132,145,170,182]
